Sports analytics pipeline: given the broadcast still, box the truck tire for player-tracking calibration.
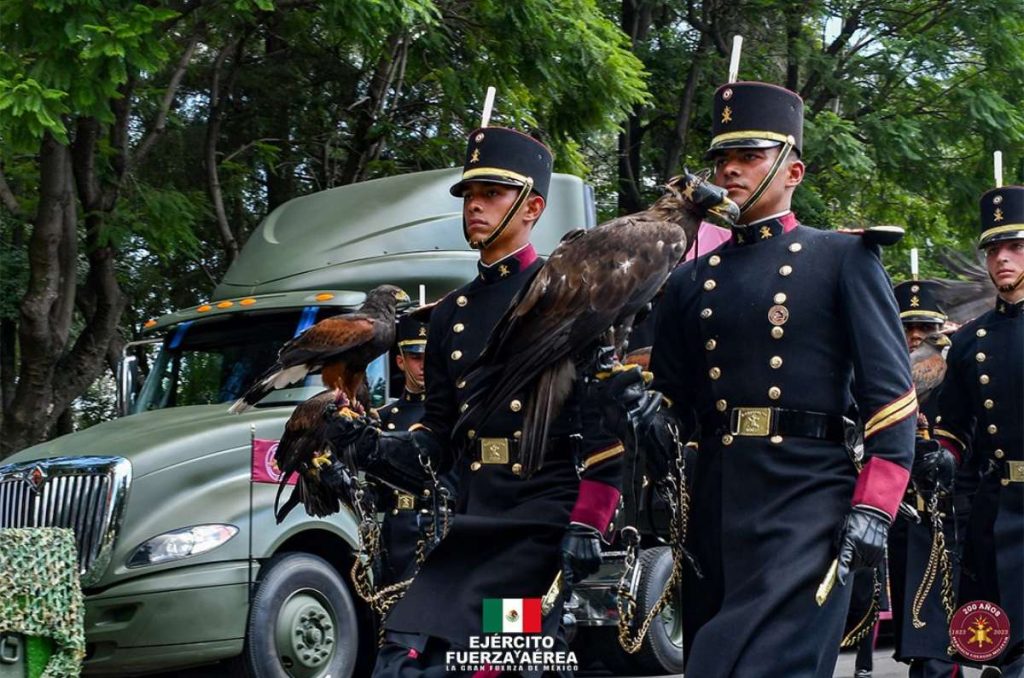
[235,552,359,678]
[630,546,684,675]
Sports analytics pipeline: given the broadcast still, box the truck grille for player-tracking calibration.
[0,456,131,587]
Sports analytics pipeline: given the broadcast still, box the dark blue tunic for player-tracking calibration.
[936,297,1024,662]
[382,245,623,651]
[650,217,915,677]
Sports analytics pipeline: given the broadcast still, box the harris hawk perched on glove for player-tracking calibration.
[453,169,739,476]
[271,390,359,520]
[910,332,951,405]
[229,284,409,414]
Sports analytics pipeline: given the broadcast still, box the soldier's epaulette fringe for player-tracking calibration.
[836,225,904,247]
[864,389,917,438]
[581,443,625,470]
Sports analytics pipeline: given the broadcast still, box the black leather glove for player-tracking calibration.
[590,364,662,440]
[836,505,891,586]
[911,438,956,494]
[323,404,380,468]
[561,522,603,591]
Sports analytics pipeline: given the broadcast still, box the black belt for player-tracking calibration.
[378,489,429,513]
[378,488,453,514]
[468,434,581,472]
[1001,460,1024,486]
[707,406,850,443]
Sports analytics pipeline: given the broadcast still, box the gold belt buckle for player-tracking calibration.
[731,407,773,437]
[1007,460,1024,483]
[395,492,416,510]
[480,438,510,464]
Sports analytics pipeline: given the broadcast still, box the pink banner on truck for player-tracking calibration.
[251,439,296,485]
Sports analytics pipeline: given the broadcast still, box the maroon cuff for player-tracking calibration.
[569,479,621,531]
[937,438,962,465]
[851,456,910,520]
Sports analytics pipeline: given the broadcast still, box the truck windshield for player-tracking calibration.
[133,308,389,413]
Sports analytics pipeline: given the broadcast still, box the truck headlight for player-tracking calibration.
[127,524,238,568]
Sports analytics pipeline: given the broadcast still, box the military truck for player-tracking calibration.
[0,168,593,676]
[0,166,681,677]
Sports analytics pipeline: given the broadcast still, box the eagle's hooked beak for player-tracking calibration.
[705,195,741,228]
[393,288,415,311]
[681,169,740,228]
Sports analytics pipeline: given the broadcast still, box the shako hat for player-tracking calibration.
[449,127,553,200]
[706,81,804,158]
[978,185,1024,248]
[893,281,947,326]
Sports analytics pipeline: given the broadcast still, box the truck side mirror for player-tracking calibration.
[116,355,138,417]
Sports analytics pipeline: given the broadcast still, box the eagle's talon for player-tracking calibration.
[311,450,333,470]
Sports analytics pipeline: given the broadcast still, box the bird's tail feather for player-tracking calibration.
[520,359,575,477]
[230,364,310,413]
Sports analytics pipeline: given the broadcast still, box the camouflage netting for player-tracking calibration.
[0,528,85,677]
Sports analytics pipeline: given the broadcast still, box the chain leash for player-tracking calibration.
[616,422,688,653]
[840,569,881,648]
[911,489,955,629]
[348,448,451,641]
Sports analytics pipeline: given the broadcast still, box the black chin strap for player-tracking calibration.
[465,177,535,250]
[399,347,425,391]
[995,269,1024,293]
[739,140,794,217]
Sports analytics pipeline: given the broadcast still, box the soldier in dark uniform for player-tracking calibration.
[329,127,623,676]
[887,281,963,678]
[375,315,431,588]
[935,185,1024,676]
[599,81,915,677]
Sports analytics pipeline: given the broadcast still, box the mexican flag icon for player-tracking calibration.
[482,598,542,633]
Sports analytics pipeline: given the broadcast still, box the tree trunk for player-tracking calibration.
[0,223,24,414]
[785,4,804,92]
[264,13,294,211]
[617,0,655,214]
[338,32,408,185]
[663,32,709,181]
[0,318,15,412]
[0,135,74,459]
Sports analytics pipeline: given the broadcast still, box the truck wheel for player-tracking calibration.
[630,545,684,675]
[235,552,359,678]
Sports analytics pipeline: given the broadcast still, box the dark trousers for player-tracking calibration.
[909,659,960,678]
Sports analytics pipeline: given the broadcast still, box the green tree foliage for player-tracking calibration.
[1,0,1021,451]
[0,0,647,453]
[608,0,1024,281]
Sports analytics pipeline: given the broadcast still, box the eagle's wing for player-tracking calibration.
[278,315,377,368]
[274,390,351,521]
[229,315,377,413]
[933,251,994,325]
[456,217,685,438]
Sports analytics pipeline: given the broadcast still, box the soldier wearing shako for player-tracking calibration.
[375,314,433,588]
[379,314,428,433]
[328,127,623,676]
[887,281,963,678]
[936,186,1024,675]
[598,81,915,676]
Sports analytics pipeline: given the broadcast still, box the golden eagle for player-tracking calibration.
[229,284,409,414]
[454,170,739,475]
